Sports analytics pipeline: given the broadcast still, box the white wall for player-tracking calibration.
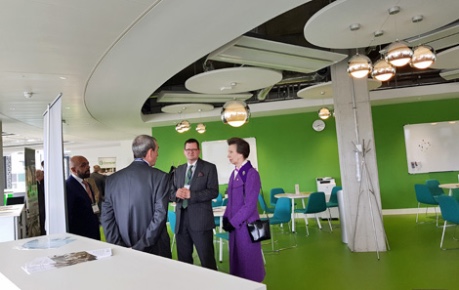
[64,140,133,174]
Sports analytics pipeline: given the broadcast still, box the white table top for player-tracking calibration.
[0,233,265,290]
[439,183,459,189]
[213,206,226,217]
[275,192,311,199]
[0,204,25,218]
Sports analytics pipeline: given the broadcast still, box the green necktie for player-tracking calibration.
[182,165,193,208]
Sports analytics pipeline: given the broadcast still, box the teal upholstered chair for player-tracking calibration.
[437,195,459,249]
[326,186,342,220]
[258,193,275,214]
[295,191,332,236]
[414,184,439,226]
[269,197,293,251]
[167,211,177,252]
[425,179,445,196]
[212,193,223,207]
[269,187,284,207]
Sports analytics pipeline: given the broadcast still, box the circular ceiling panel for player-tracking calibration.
[431,46,459,69]
[297,79,382,99]
[185,67,282,94]
[304,0,459,49]
[161,103,214,114]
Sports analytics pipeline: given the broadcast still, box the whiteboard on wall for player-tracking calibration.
[202,137,258,185]
[404,121,459,174]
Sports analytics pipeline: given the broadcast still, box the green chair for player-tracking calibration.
[414,184,439,226]
[296,192,332,236]
[437,195,459,250]
[269,187,284,207]
[258,193,275,214]
[326,186,342,220]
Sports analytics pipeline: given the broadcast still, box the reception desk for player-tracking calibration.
[0,233,266,290]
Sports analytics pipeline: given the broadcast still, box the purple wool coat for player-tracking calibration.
[224,161,265,282]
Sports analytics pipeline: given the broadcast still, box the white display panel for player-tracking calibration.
[404,121,459,174]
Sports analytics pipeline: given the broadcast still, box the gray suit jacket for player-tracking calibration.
[171,158,219,232]
[101,160,171,257]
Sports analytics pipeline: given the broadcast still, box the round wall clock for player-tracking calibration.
[312,119,326,132]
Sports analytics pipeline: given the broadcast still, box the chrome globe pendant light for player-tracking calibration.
[318,107,332,120]
[346,24,372,79]
[385,40,413,67]
[371,58,396,81]
[221,100,250,127]
[347,53,372,78]
[175,120,190,133]
[409,15,436,69]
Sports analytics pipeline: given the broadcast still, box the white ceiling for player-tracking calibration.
[1,0,458,152]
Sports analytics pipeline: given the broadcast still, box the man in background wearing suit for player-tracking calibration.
[171,138,218,270]
[66,155,100,240]
[101,135,171,258]
[90,165,106,205]
[36,169,46,235]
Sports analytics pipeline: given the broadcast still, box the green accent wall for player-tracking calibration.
[152,97,459,210]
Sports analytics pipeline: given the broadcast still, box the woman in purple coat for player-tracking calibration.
[222,137,265,282]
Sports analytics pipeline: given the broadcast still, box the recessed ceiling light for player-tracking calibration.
[59,76,67,80]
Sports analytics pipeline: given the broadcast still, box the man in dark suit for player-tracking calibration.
[66,155,100,240]
[36,169,46,235]
[101,135,171,258]
[171,138,219,270]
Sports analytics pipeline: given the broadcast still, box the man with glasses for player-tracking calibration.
[171,138,219,270]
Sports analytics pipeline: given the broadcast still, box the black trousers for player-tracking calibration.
[176,208,217,270]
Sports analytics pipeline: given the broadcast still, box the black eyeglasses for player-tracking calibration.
[184,149,199,152]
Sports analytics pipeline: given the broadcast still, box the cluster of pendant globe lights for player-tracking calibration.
[347,13,436,81]
[175,120,206,134]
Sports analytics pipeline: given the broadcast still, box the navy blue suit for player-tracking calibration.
[66,175,100,240]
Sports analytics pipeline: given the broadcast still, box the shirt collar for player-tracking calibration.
[72,173,84,185]
[135,158,151,166]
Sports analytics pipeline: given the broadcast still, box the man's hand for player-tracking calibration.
[176,187,191,199]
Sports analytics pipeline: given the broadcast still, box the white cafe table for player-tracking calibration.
[274,193,311,233]
[0,233,266,290]
[439,183,459,196]
[213,206,226,262]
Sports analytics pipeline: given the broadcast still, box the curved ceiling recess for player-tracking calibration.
[84,0,312,130]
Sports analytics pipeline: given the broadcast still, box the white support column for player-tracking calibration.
[0,121,4,205]
[331,52,387,252]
